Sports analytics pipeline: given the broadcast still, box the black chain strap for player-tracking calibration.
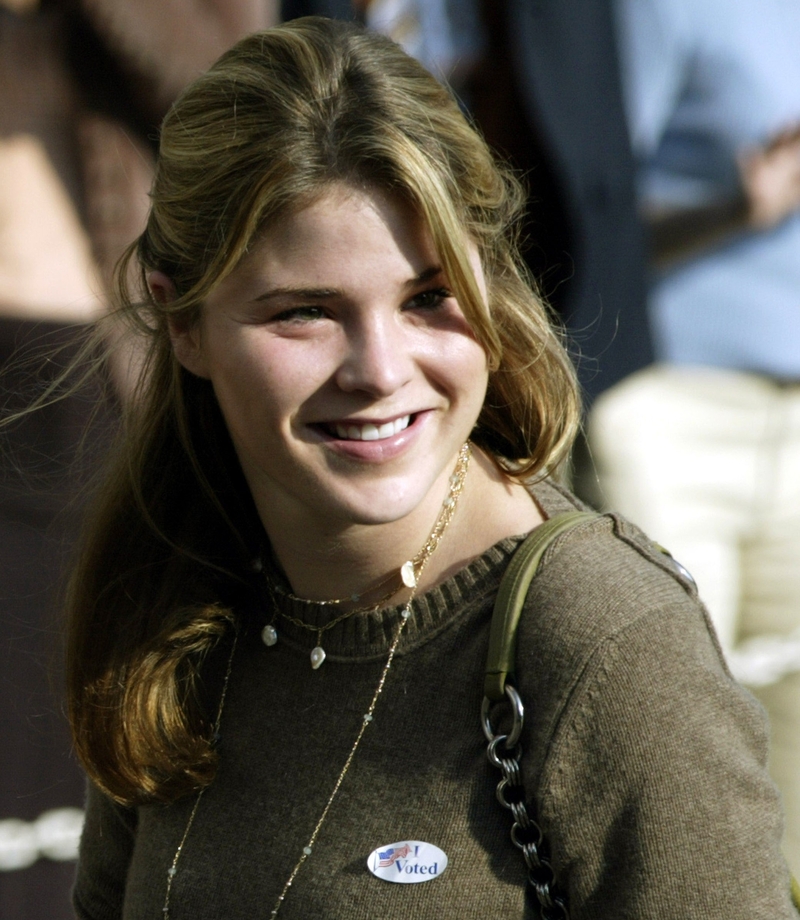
[483,687,569,920]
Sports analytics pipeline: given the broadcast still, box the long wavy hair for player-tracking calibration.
[65,16,580,805]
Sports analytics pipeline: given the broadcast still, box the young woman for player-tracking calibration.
[67,17,795,920]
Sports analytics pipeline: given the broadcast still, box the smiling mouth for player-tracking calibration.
[322,414,413,441]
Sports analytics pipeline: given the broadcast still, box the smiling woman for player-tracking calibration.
[52,15,798,920]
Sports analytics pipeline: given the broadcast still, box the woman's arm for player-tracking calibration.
[72,784,137,920]
[540,601,794,918]
[78,0,279,122]
[648,123,800,269]
[515,512,795,919]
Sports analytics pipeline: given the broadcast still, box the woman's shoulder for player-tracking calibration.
[520,477,731,716]
[517,478,761,777]
[528,477,710,647]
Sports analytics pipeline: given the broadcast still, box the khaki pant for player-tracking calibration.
[588,363,800,873]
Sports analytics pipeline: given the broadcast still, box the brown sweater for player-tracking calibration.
[72,480,795,919]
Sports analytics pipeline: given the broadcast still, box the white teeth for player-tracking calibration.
[332,415,411,441]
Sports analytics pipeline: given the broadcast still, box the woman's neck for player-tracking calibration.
[259,449,545,605]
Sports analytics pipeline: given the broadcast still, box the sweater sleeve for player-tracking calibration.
[537,599,795,919]
[72,782,137,920]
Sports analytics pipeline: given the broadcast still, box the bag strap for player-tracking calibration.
[482,510,595,920]
[484,511,596,702]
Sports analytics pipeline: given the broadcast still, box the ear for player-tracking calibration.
[148,270,211,379]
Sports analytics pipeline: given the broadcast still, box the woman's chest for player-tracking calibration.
[122,632,534,919]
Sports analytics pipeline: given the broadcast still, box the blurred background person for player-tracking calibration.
[468,0,652,417]
[0,1,275,917]
[587,0,800,875]
[2,4,110,917]
[361,0,483,94]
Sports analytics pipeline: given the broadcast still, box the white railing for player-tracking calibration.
[0,808,84,871]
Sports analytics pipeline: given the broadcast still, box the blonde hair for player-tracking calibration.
[67,16,580,804]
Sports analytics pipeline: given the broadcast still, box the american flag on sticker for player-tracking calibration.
[377,844,411,867]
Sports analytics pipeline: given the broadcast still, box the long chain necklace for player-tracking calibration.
[161,443,472,919]
[262,442,472,669]
[162,629,239,918]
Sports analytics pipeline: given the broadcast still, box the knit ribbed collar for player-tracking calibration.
[254,535,524,662]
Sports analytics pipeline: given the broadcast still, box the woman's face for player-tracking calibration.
[169,183,490,537]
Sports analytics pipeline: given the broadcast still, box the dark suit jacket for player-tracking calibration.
[477,0,652,405]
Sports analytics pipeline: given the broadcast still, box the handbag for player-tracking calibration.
[481,511,800,918]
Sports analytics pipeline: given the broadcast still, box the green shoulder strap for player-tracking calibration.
[484,510,596,703]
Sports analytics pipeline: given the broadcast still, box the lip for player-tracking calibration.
[307,410,430,462]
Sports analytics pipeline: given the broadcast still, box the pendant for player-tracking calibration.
[400,560,417,588]
[261,624,278,647]
[310,646,326,669]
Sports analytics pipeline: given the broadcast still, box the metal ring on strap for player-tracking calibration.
[481,683,524,748]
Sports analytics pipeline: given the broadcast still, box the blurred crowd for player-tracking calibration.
[1,1,799,917]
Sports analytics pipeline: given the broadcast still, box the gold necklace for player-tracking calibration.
[271,567,400,607]
[262,578,403,669]
[261,442,472,669]
[162,443,471,919]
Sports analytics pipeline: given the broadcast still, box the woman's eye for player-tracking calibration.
[271,305,326,323]
[407,288,452,310]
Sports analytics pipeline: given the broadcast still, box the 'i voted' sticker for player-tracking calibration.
[367,841,448,884]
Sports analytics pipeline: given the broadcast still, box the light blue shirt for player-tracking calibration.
[614,0,800,376]
[366,0,483,88]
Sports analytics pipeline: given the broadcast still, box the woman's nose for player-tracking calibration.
[334,313,415,397]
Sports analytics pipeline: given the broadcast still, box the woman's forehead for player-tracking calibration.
[250,181,476,271]
[216,185,440,295]
[203,182,486,311]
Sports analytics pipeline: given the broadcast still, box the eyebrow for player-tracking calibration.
[252,266,445,302]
